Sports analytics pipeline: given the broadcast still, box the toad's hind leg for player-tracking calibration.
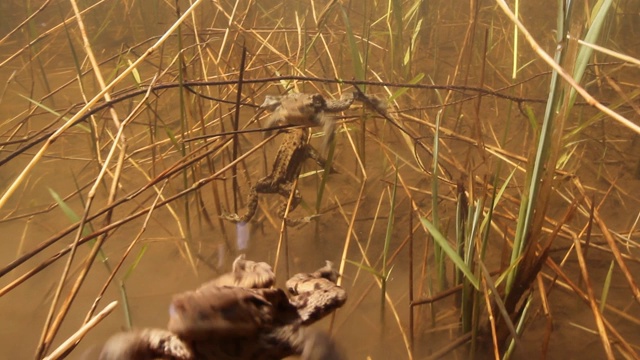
[277,182,302,218]
[220,185,258,223]
[221,176,274,224]
[277,183,316,226]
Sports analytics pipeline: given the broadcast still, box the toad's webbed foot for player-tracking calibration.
[276,184,321,226]
[220,211,245,223]
[221,186,259,224]
[283,213,322,227]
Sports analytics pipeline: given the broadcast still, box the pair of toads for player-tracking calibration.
[99,255,347,360]
[222,90,386,226]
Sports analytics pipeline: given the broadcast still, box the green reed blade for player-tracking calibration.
[600,260,614,313]
[122,245,148,282]
[381,162,399,319]
[432,110,447,289]
[480,260,518,340]
[316,134,336,214]
[128,59,142,85]
[345,259,384,279]
[48,188,109,265]
[164,127,180,150]
[403,18,423,67]
[569,0,613,109]
[481,168,516,243]
[503,293,534,359]
[523,105,538,133]
[48,188,88,236]
[18,94,90,132]
[465,198,484,266]
[389,73,424,102]
[119,281,133,329]
[420,217,479,290]
[455,189,467,287]
[383,162,398,275]
[507,0,572,294]
[461,198,484,333]
[340,6,365,81]
[390,0,403,71]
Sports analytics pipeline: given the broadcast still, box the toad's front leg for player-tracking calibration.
[305,144,337,173]
[99,329,193,360]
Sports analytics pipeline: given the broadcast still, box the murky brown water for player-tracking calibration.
[1,0,639,359]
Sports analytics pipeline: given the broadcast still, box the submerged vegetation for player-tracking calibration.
[0,0,639,359]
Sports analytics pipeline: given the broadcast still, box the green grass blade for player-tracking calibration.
[403,18,423,67]
[383,162,398,275]
[48,188,89,237]
[419,217,480,290]
[461,197,483,333]
[48,188,110,265]
[345,259,384,279]
[389,73,424,102]
[455,185,467,286]
[599,260,614,313]
[164,127,180,150]
[119,281,133,329]
[340,6,365,81]
[569,0,613,108]
[506,0,572,293]
[19,94,90,132]
[316,134,337,214]
[480,168,517,239]
[381,162,398,319]
[128,59,142,85]
[465,198,483,265]
[122,245,148,281]
[432,110,446,289]
[503,293,534,359]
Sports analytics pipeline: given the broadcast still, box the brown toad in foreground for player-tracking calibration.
[99,255,347,360]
